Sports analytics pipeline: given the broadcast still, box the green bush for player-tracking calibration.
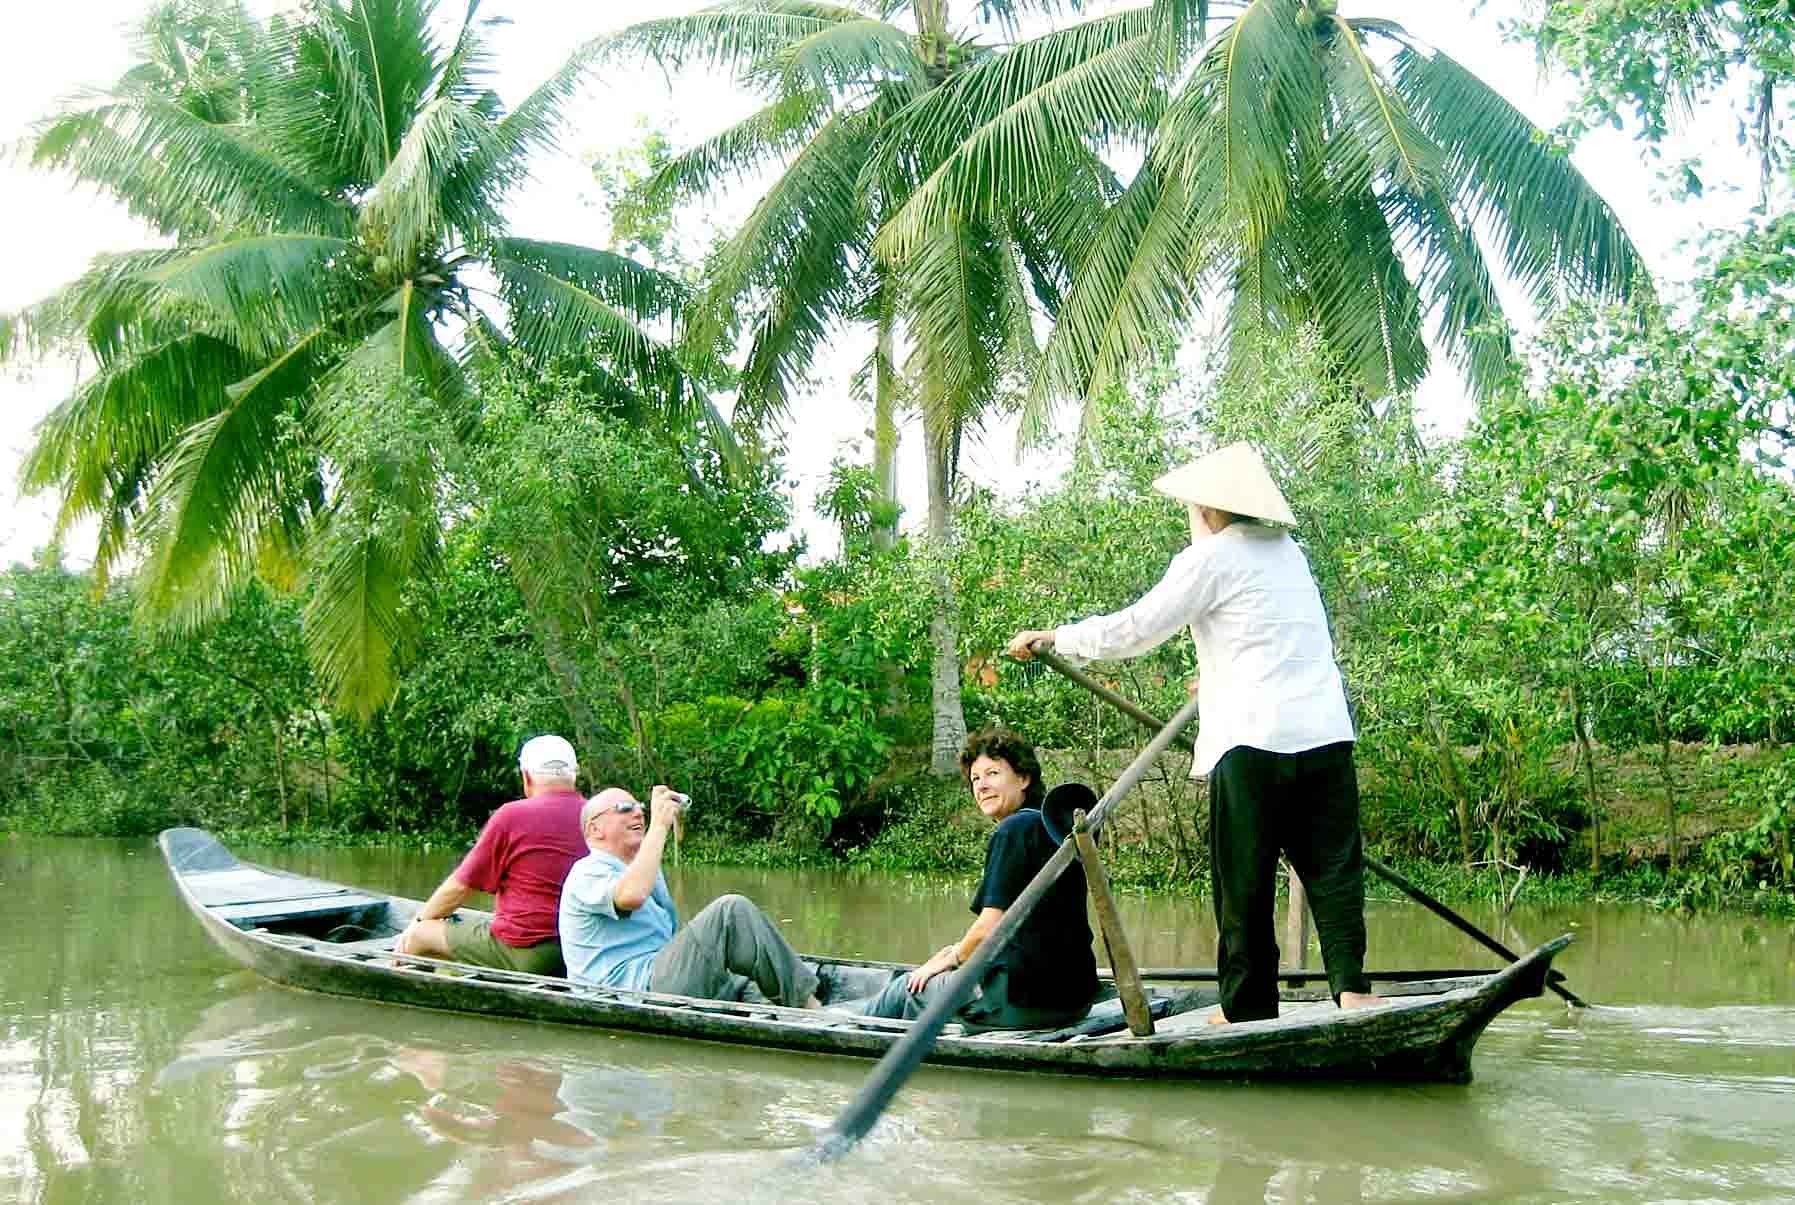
[1674,757,1795,912]
[642,688,894,848]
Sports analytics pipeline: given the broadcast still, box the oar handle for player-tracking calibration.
[808,691,1205,1164]
[1028,648,1591,1010]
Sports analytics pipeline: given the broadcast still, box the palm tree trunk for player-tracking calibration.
[517,593,607,759]
[1571,679,1602,872]
[872,298,900,553]
[923,403,967,775]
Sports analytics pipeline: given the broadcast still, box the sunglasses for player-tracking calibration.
[591,797,643,817]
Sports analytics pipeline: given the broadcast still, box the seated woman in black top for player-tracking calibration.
[860,725,1098,1030]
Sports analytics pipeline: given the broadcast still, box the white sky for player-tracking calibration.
[0,1,1769,569]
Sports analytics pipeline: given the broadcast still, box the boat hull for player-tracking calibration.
[159,827,1568,1083]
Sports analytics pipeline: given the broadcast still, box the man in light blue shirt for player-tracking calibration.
[559,785,820,1008]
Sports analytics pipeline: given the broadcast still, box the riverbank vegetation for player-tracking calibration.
[2,1,1792,914]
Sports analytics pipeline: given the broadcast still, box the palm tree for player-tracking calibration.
[873,0,1647,433]
[5,0,723,715]
[601,1,1111,772]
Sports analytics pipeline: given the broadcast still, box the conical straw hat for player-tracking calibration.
[1152,442,1298,526]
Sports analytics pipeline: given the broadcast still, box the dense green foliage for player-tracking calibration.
[10,307,1789,910]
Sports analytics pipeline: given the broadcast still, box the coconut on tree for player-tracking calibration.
[4,0,726,715]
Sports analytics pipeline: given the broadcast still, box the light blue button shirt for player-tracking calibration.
[558,850,679,990]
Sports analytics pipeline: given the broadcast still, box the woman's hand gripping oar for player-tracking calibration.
[802,691,1205,1166]
[1024,643,1590,1009]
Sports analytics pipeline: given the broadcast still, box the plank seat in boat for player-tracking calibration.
[184,866,386,927]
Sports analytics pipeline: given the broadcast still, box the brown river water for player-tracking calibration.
[2,836,1793,1203]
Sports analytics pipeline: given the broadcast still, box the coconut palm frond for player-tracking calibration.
[3,248,185,363]
[688,106,877,353]
[1025,164,1201,442]
[1394,44,1646,308]
[21,329,258,580]
[360,95,508,266]
[904,224,1011,435]
[492,236,689,328]
[1324,19,1443,199]
[1009,147,1124,318]
[302,499,438,718]
[435,0,501,104]
[123,0,266,125]
[872,9,1160,263]
[1389,183,1512,398]
[299,289,454,715]
[487,239,697,412]
[1155,1,1329,250]
[993,229,1043,380]
[260,11,389,187]
[768,15,927,94]
[731,222,868,427]
[295,0,444,179]
[1297,190,1429,399]
[634,90,832,213]
[1148,0,1212,64]
[478,35,607,193]
[594,4,866,77]
[135,330,327,622]
[29,93,348,238]
[145,234,353,356]
[970,0,1101,38]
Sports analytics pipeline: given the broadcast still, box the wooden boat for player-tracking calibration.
[159,827,1570,1083]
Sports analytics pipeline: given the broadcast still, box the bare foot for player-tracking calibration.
[1206,1009,1230,1026]
[1339,991,1385,1010]
[803,995,823,1010]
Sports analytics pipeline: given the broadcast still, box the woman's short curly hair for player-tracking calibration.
[959,725,1045,811]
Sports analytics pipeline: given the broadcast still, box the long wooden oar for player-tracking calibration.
[1031,647,1590,1009]
[806,692,1205,1165]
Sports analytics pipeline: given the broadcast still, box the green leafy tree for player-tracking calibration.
[4,0,725,716]
[459,358,796,767]
[0,550,325,836]
[601,0,1113,773]
[876,0,1648,425]
[1516,0,1795,193]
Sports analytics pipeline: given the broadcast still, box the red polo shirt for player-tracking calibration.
[452,789,587,946]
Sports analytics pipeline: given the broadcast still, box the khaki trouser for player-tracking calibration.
[648,894,818,1007]
[442,916,565,977]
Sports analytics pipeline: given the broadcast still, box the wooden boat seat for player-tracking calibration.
[216,892,387,926]
[186,867,386,928]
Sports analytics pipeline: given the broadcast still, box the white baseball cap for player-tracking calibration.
[518,734,578,777]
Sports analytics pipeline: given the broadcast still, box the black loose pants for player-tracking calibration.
[1208,741,1371,1021]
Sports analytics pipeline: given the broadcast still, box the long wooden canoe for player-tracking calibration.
[159,827,1569,1083]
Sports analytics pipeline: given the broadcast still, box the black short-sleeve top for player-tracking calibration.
[971,808,1098,1009]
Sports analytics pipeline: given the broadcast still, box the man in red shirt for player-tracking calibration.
[395,734,587,975]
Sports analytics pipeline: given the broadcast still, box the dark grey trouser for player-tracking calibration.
[648,894,819,1007]
[862,966,1092,1032]
[1209,741,1372,1021]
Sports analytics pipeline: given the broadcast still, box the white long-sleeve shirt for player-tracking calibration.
[1054,523,1354,776]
